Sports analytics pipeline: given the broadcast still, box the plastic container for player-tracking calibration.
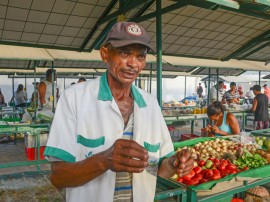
[25,146,46,160]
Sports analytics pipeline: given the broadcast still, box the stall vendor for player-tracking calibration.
[222,82,240,104]
[206,101,240,136]
[44,22,194,202]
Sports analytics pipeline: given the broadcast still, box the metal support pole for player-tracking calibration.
[34,65,37,120]
[156,0,162,107]
[12,74,15,111]
[150,63,153,94]
[52,61,55,113]
[25,74,28,108]
[64,77,66,89]
[207,68,211,106]
[216,68,219,101]
[184,76,187,98]
[259,71,261,86]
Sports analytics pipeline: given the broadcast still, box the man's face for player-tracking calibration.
[230,85,236,91]
[218,83,224,90]
[101,44,147,85]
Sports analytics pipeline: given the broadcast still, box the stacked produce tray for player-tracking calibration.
[166,136,270,201]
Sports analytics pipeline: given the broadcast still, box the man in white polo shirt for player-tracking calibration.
[44,22,194,202]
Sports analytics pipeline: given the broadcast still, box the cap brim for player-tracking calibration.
[107,39,153,51]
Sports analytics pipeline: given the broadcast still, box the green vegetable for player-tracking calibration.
[233,149,266,169]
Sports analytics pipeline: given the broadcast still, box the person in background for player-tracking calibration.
[206,101,240,136]
[10,84,27,108]
[38,69,57,111]
[263,84,270,103]
[0,88,6,106]
[44,21,194,202]
[237,84,244,98]
[246,87,255,99]
[78,77,86,83]
[31,82,39,108]
[196,83,203,98]
[209,81,225,103]
[251,85,269,130]
[222,82,240,104]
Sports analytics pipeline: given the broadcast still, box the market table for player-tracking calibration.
[0,123,51,171]
[164,110,254,133]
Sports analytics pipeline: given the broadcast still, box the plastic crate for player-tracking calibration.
[25,146,46,161]
[180,133,200,141]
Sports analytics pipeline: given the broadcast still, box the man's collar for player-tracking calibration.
[98,72,147,108]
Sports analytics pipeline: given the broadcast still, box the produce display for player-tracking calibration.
[171,138,269,187]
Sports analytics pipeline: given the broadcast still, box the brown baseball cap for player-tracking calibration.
[103,21,153,51]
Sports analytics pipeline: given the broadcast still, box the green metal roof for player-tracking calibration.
[0,0,269,62]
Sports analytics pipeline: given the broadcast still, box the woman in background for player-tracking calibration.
[206,101,240,136]
[0,88,6,106]
[12,84,27,108]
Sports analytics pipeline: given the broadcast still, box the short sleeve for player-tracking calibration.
[44,89,77,162]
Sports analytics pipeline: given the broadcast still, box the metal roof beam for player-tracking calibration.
[238,41,270,59]
[206,0,239,9]
[187,0,270,20]
[79,0,118,51]
[222,29,270,61]
[0,40,80,52]
[134,1,188,23]
[255,0,270,6]
[97,0,153,26]
[89,0,155,52]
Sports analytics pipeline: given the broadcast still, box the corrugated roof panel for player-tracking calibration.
[6,7,28,21]
[52,0,76,14]
[47,13,69,25]
[24,22,45,33]
[2,30,21,41]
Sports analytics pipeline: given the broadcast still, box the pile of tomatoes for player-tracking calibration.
[177,158,249,186]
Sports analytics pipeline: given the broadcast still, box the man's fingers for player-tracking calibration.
[177,149,192,163]
[121,148,149,161]
[121,156,148,168]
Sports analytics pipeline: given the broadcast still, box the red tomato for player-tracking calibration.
[198,160,206,167]
[183,170,195,181]
[193,166,202,174]
[221,169,231,177]
[185,179,199,186]
[192,174,203,182]
[231,198,244,202]
[205,169,213,179]
[212,169,220,175]
[213,158,220,165]
[199,179,208,184]
[177,177,183,183]
[226,163,237,170]
[220,159,229,166]
[242,166,249,171]
[218,162,227,171]
[211,174,221,180]
[230,170,237,174]
[208,157,214,162]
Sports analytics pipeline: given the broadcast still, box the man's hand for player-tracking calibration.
[101,139,149,173]
[168,149,194,177]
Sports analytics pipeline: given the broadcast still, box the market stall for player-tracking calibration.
[167,134,270,201]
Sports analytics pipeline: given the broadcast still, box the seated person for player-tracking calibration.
[0,88,6,106]
[222,82,240,104]
[206,101,240,136]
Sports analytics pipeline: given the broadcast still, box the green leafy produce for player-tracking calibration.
[233,149,266,169]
